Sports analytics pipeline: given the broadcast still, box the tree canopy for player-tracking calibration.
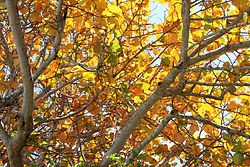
[0,0,249,166]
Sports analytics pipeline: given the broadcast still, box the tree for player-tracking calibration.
[0,0,249,166]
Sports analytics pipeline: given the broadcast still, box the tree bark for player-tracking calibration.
[5,0,34,166]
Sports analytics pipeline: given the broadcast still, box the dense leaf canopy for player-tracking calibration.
[0,0,249,166]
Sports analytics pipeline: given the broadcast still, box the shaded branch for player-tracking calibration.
[190,15,238,21]
[174,114,250,139]
[97,30,107,69]
[0,25,16,82]
[34,87,104,127]
[179,92,223,100]
[34,77,80,104]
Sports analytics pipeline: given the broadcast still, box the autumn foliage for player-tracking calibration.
[0,0,249,166]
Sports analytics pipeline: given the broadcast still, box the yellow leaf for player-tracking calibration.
[74,16,83,31]
[85,21,91,29]
[0,3,6,9]
[232,0,250,10]
[197,103,214,117]
[142,83,150,90]
[103,5,122,16]
[134,96,142,104]
[193,133,199,139]
[82,72,95,81]
[154,0,169,4]
[142,0,151,7]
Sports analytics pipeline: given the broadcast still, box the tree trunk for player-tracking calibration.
[7,140,24,167]
[7,149,23,167]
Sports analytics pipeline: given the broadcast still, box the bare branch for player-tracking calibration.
[97,30,108,69]
[179,92,223,100]
[189,40,250,66]
[34,87,104,127]
[0,25,16,82]
[0,0,67,108]
[186,81,250,87]
[123,112,176,166]
[188,6,250,58]
[181,65,250,72]
[34,77,80,104]
[190,15,238,21]
[188,22,250,51]
[33,0,66,80]
[75,121,88,166]
[174,114,250,139]
[59,58,97,71]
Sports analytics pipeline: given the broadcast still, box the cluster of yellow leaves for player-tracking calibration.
[0,0,249,166]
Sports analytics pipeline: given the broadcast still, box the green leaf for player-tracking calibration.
[232,141,243,152]
[106,53,118,63]
[161,57,170,67]
[111,41,121,52]
[243,12,248,22]
[204,24,212,30]
[138,154,146,160]
[229,86,236,93]
[233,152,244,164]
[160,36,165,43]
[34,116,43,122]
[204,15,213,23]
[222,133,232,141]
[204,151,210,157]
[113,28,121,37]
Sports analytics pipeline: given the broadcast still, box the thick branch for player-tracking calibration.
[179,0,190,63]
[0,124,10,146]
[100,69,180,166]
[6,0,33,128]
[174,114,250,139]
